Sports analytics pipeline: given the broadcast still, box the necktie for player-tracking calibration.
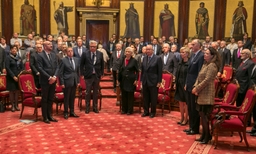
[92,53,95,64]
[148,56,151,63]
[237,48,241,58]
[79,48,82,57]
[48,53,51,61]
[70,58,75,69]
[117,51,120,58]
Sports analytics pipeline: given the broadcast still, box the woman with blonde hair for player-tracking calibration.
[118,47,139,115]
[97,44,109,68]
[174,47,190,125]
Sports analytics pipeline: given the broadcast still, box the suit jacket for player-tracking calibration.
[37,51,59,85]
[243,39,252,49]
[235,59,254,93]
[218,48,231,73]
[118,57,139,92]
[110,50,124,71]
[194,62,218,105]
[59,56,80,88]
[82,40,90,48]
[232,48,243,69]
[106,41,116,56]
[152,44,162,55]
[80,50,104,79]
[160,52,178,75]
[250,64,256,86]
[137,43,145,54]
[18,49,27,65]
[73,46,87,59]
[185,51,204,92]
[56,52,66,63]
[141,54,162,87]
[29,50,39,76]
[0,47,6,72]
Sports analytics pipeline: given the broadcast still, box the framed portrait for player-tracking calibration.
[188,0,215,39]
[120,0,144,39]
[85,0,111,7]
[154,0,179,38]
[51,0,75,36]
[13,0,40,36]
[225,0,254,40]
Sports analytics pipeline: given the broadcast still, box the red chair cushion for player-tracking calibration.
[23,97,41,106]
[0,90,9,97]
[157,94,170,103]
[134,92,141,100]
[216,118,244,130]
[55,93,64,100]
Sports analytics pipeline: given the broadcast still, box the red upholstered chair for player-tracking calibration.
[214,78,220,97]
[217,65,234,96]
[78,76,102,111]
[25,61,31,72]
[134,72,142,113]
[157,73,173,116]
[0,74,9,107]
[212,88,256,151]
[54,77,64,114]
[18,71,41,121]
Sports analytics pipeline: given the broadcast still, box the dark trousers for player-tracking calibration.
[112,70,117,88]
[85,75,100,110]
[41,83,56,119]
[121,89,134,113]
[236,92,246,107]
[186,91,200,132]
[63,85,76,114]
[142,83,158,114]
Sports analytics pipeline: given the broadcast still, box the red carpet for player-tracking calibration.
[1,98,256,153]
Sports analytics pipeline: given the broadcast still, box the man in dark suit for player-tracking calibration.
[106,37,117,72]
[248,64,256,136]
[63,35,72,47]
[217,41,231,77]
[110,43,124,93]
[152,38,162,55]
[80,40,104,114]
[14,41,27,65]
[184,39,204,135]
[29,43,43,89]
[82,35,89,48]
[243,32,252,49]
[59,47,80,119]
[161,43,178,75]
[135,38,145,54]
[232,40,244,69]
[73,38,86,60]
[234,49,254,107]
[141,44,162,118]
[37,41,59,124]
[0,46,6,74]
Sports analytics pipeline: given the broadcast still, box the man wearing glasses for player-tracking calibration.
[80,40,104,114]
[37,41,59,124]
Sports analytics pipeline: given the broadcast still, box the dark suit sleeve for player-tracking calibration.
[5,56,15,78]
[172,55,178,76]
[59,58,64,85]
[157,56,163,83]
[29,53,39,74]
[100,52,104,76]
[80,51,86,76]
[37,54,51,79]
[0,48,6,70]
[226,49,231,65]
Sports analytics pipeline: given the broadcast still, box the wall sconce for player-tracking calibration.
[93,0,104,8]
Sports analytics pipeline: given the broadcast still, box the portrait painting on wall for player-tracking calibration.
[120,0,144,39]
[225,0,254,40]
[13,0,39,36]
[51,0,75,36]
[154,0,179,38]
[188,0,215,39]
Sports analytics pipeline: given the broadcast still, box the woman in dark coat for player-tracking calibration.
[6,45,24,112]
[174,47,190,125]
[118,47,139,115]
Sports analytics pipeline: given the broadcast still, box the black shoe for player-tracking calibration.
[127,112,132,115]
[177,120,183,125]
[114,88,116,93]
[250,132,256,136]
[70,113,79,117]
[64,114,68,119]
[195,136,204,142]
[180,121,188,126]
[141,113,149,117]
[93,109,99,113]
[121,111,126,114]
[150,113,155,118]
[183,129,191,133]
[14,105,20,111]
[43,119,50,124]
[186,130,199,135]
[200,137,211,144]
[48,117,58,122]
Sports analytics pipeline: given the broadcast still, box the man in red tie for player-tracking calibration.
[232,40,244,69]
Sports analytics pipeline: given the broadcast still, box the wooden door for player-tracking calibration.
[86,20,109,49]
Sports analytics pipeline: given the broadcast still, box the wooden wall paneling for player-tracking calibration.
[75,0,85,36]
[1,0,13,45]
[177,0,189,46]
[213,0,227,40]
[144,0,154,43]
[252,0,256,42]
[39,0,50,36]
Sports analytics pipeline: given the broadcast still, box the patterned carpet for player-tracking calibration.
[0,97,256,153]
